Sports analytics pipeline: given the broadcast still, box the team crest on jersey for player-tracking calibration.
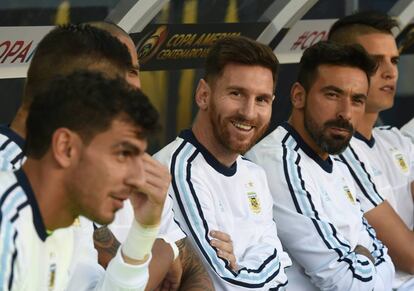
[247,192,261,213]
[48,263,56,290]
[391,149,408,173]
[245,181,261,213]
[343,185,355,204]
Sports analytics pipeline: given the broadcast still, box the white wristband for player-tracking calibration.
[121,219,160,261]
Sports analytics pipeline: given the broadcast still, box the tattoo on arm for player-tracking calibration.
[93,226,121,269]
[177,239,214,291]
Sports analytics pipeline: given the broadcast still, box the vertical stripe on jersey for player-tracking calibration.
[0,142,23,171]
[361,216,385,266]
[8,232,18,290]
[339,146,384,208]
[282,134,375,282]
[0,185,26,290]
[171,141,285,288]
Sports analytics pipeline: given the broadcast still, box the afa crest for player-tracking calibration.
[394,152,408,173]
[247,191,261,214]
[343,185,355,204]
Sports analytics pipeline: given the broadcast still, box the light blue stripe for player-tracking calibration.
[0,188,25,289]
[0,142,20,171]
[341,148,382,206]
[175,143,281,284]
[284,136,373,277]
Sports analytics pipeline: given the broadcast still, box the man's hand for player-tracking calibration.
[130,153,171,226]
[354,244,375,264]
[210,230,238,272]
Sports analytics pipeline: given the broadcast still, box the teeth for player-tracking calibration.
[233,122,252,131]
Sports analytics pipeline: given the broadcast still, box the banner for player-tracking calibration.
[0,26,53,78]
[131,22,268,71]
[274,19,337,64]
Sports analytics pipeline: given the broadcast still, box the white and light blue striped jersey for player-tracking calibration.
[246,123,394,291]
[342,127,413,229]
[401,118,414,144]
[0,169,74,291]
[154,129,291,291]
[0,125,25,171]
[340,126,414,289]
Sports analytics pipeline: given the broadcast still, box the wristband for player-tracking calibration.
[122,219,160,261]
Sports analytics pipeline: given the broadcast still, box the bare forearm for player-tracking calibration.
[145,239,174,291]
[365,201,414,274]
[178,239,214,291]
[93,226,121,269]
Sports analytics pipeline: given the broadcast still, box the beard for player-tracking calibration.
[209,100,269,155]
[304,108,354,155]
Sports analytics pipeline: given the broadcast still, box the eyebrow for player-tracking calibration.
[321,85,344,94]
[371,54,400,60]
[352,93,368,101]
[227,85,273,99]
[113,141,141,155]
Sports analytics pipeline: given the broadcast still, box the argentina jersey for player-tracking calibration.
[246,123,395,291]
[341,126,414,289]
[0,169,73,291]
[154,129,291,291]
[0,125,25,171]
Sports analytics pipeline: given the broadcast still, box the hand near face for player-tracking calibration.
[210,230,238,272]
[129,153,171,226]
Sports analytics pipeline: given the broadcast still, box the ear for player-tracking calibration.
[290,82,306,109]
[195,79,210,111]
[51,128,82,168]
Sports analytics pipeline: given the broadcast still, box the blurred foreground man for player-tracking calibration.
[0,70,166,290]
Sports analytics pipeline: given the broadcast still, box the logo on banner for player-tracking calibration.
[290,30,328,51]
[0,40,35,64]
[137,25,168,64]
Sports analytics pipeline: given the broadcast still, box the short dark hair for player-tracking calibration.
[87,21,130,39]
[24,24,133,105]
[297,41,377,91]
[25,70,159,158]
[204,36,279,87]
[328,11,399,44]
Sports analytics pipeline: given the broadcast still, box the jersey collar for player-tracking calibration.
[179,129,237,177]
[0,125,25,151]
[281,122,333,173]
[14,168,48,241]
[353,131,375,148]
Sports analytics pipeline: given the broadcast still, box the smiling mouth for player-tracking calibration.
[231,121,254,131]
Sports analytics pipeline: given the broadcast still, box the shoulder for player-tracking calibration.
[374,126,413,153]
[246,128,286,164]
[153,136,187,166]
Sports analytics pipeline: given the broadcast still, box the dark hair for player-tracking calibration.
[204,35,279,87]
[24,24,133,105]
[87,21,130,39]
[328,11,399,43]
[25,70,159,158]
[297,41,377,91]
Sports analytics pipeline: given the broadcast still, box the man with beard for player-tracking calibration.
[246,41,395,290]
[328,12,414,290]
[153,36,291,290]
